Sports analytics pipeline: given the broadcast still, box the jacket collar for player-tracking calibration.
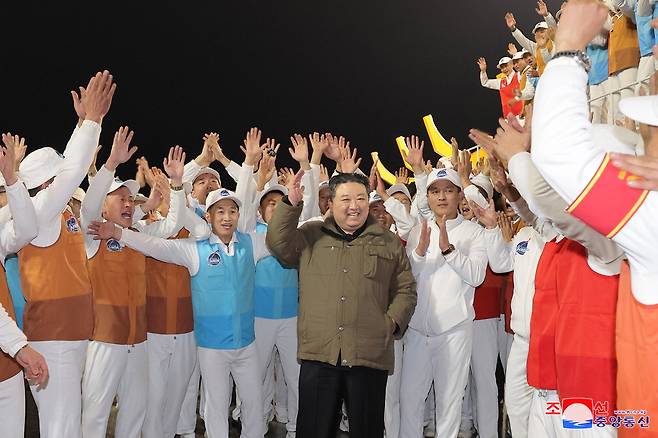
[321,214,385,241]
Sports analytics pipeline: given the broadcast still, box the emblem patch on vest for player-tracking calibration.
[66,216,80,233]
[106,238,122,252]
[208,251,221,266]
[516,241,528,255]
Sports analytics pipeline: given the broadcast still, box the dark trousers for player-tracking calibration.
[296,359,388,438]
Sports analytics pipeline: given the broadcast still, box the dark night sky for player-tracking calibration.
[2,0,561,186]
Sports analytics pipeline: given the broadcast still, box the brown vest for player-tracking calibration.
[18,211,93,341]
[145,229,193,335]
[0,266,22,382]
[87,237,147,345]
[609,14,641,75]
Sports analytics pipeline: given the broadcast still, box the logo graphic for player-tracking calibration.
[516,240,529,255]
[562,398,593,429]
[66,216,80,233]
[106,238,122,252]
[437,169,448,177]
[220,189,230,196]
[208,251,221,266]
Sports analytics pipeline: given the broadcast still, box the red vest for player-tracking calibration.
[474,267,504,320]
[499,74,524,118]
[528,239,618,415]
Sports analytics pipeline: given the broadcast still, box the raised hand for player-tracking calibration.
[278,167,295,189]
[403,135,425,174]
[163,145,186,186]
[319,164,329,183]
[477,58,487,73]
[505,12,517,31]
[489,157,509,192]
[243,127,265,166]
[309,132,329,165]
[555,0,608,52]
[450,137,460,168]
[498,212,515,242]
[436,214,451,252]
[536,0,549,17]
[395,167,409,184]
[457,150,473,186]
[507,43,519,56]
[71,86,87,123]
[289,134,310,165]
[81,70,116,123]
[470,200,497,229]
[105,126,137,171]
[257,153,276,191]
[15,345,49,387]
[415,219,432,257]
[13,135,27,171]
[287,169,305,206]
[324,133,344,163]
[89,145,102,178]
[88,220,121,241]
[141,171,166,214]
[0,133,19,186]
[338,143,362,174]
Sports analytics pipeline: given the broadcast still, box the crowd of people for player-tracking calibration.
[0,1,657,438]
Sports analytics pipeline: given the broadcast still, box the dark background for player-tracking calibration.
[2,0,561,187]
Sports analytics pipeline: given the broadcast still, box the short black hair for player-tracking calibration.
[328,172,370,200]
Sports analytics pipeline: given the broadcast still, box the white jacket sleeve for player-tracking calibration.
[512,28,537,54]
[384,197,416,240]
[413,172,433,220]
[0,181,38,255]
[483,227,514,273]
[0,303,27,357]
[300,169,317,223]
[444,227,488,287]
[182,207,212,240]
[235,163,258,233]
[135,189,184,238]
[121,229,198,274]
[480,72,501,90]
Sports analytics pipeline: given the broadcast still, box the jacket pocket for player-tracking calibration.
[363,247,395,279]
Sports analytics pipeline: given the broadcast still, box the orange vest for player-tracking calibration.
[499,74,524,118]
[554,240,618,416]
[0,266,21,382]
[87,237,147,345]
[528,239,618,414]
[18,211,93,341]
[474,267,504,320]
[535,39,554,76]
[145,229,193,335]
[617,263,658,437]
[609,14,641,75]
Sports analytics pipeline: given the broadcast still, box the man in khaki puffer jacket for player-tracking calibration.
[266,171,416,438]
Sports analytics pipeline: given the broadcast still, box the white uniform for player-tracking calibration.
[400,216,487,438]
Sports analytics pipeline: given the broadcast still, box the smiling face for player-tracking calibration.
[205,198,240,244]
[369,200,393,229]
[499,62,514,76]
[318,186,331,215]
[102,186,135,228]
[258,191,284,224]
[427,180,462,219]
[329,182,369,233]
[192,173,221,205]
[459,197,474,220]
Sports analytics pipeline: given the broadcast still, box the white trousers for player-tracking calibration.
[400,323,473,438]
[609,68,639,122]
[142,331,197,438]
[254,317,299,434]
[81,340,148,438]
[497,315,513,373]
[384,338,404,438]
[505,335,534,438]
[262,347,289,420]
[177,358,200,435]
[637,56,656,94]
[528,389,617,438]
[460,373,474,431]
[198,342,264,438]
[590,80,611,124]
[471,318,499,438]
[0,371,25,437]
[30,339,88,438]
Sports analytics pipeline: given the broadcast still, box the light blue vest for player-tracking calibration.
[254,222,298,319]
[654,3,658,45]
[587,44,610,86]
[191,233,255,349]
[637,4,654,57]
[5,255,25,330]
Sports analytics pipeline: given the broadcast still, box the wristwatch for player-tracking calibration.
[170,184,184,191]
[441,244,456,256]
[552,50,591,73]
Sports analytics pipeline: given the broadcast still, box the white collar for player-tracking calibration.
[209,232,239,246]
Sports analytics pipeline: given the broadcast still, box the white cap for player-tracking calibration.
[497,57,512,67]
[438,156,455,169]
[532,21,549,33]
[71,187,86,203]
[470,174,494,199]
[369,192,384,205]
[257,184,288,205]
[107,178,140,197]
[512,50,528,61]
[206,188,241,210]
[190,167,221,185]
[619,96,658,127]
[319,181,330,190]
[427,168,462,191]
[134,193,149,203]
[386,184,412,201]
[19,147,66,190]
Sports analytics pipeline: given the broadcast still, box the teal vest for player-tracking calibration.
[254,222,299,319]
[587,44,609,86]
[5,255,25,330]
[637,6,654,57]
[191,232,255,349]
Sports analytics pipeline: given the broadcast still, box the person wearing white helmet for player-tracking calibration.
[400,167,487,438]
[14,70,114,438]
[478,56,525,118]
[0,133,49,438]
